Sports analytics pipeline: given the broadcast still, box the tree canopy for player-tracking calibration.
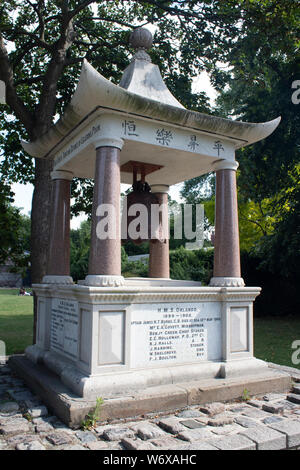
[0,180,30,271]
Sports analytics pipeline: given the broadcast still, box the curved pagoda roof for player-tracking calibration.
[21,28,280,161]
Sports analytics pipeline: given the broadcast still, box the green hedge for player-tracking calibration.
[241,251,299,317]
[169,247,214,284]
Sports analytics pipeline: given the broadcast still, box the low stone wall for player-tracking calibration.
[0,266,22,288]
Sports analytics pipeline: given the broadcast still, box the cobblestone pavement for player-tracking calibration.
[1,362,300,451]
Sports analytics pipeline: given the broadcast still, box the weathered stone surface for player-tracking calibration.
[95,423,118,434]
[185,442,219,450]
[269,420,300,448]
[194,416,209,425]
[134,422,166,440]
[86,440,110,450]
[51,419,73,431]
[0,414,24,425]
[158,418,186,435]
[208,414,234,427]
[46,432,74,446]
[122,437,157,450]
[263,393,285,402]
[263,416,284,425]
[28,406,48,418]
[209,434,256,450]
[0,385,8,395]
[8,390,35,402]
[247,400,263,409]
[0,402,19,413]
[210,424,243,436]
[102,427,135,441]
[241,408,270,419]
[75,430,98,444]
[240,425,286,450]
[281,399,299,409]
[180,419,206,430]
[287,394,300,405]
[229,405,250,413]
[177,427,214,442]
[0,439,8,449]
[16,440,46,451]
[34,418,54,434]
[60,444,87,450]
[292,385,300,395]
[200,403,225,416]
[262,403,284,414]
[5,433,38,448]
[0,419,31,436]
[123,420,143,429]
[278,400,299,411]
[6,380,23,387]
[234,416,258,428]
[176,409,203,419]
[151,437,187,449]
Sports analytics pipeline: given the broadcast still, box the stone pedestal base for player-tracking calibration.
[9,355,291,428]
[11,280,289,427]
[25,343,270,398]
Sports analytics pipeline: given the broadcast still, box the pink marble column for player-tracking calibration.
[149,185,170,278]
[43,170,73,284]
[210,160,245,287]
[85,141,124,287]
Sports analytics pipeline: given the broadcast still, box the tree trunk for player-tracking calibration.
[31,157,53,342]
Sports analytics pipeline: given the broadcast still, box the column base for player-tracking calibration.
[209,277,245,287]
[83,275,125,287]
[42,275,73,285]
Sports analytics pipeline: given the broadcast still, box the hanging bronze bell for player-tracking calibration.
[123,180,161,245]
[121,160,166,245]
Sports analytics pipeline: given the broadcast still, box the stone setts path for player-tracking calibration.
[1,362,300,451]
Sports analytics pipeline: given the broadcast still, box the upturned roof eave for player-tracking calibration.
[21,59,281,158]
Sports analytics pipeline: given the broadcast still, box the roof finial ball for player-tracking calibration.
[130,27,153,51]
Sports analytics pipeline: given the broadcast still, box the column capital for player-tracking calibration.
[51,170,73,181]
[213,159,239,172]
[93,137,124,150]
[151,184,169,194]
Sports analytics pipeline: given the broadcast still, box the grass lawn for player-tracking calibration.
[0,288,33,355]
[254,316,300,370]
[0,289,299,369]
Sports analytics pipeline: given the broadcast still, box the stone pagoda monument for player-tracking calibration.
[10,28,289,427]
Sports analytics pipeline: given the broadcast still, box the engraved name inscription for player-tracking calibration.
[50,299,79,359]
[130,303,221,368]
